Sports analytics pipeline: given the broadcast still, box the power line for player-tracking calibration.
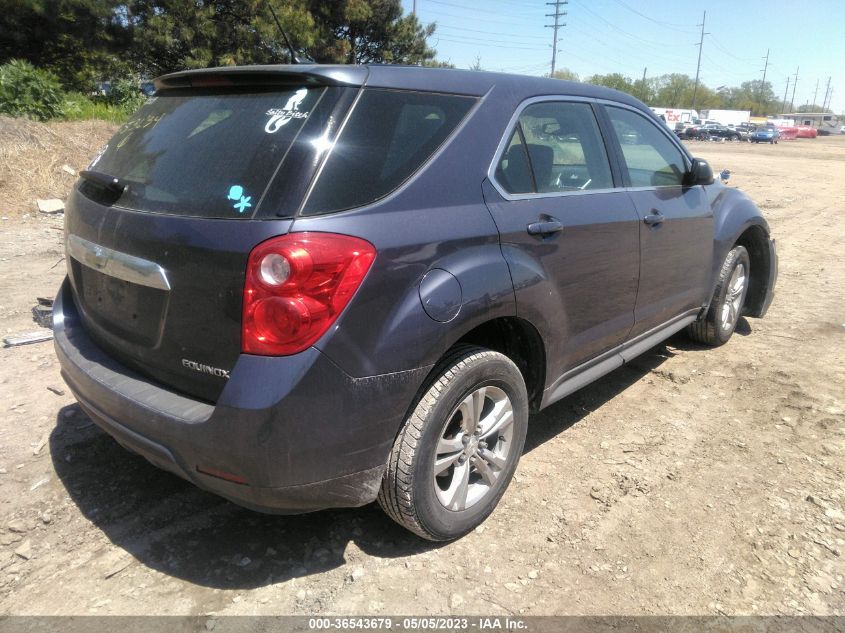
[707,35,760,64]
[606,0,697,31]
[545,0,567,75]
[424,0,542,24]
[436,24,547,44]
[569,0,680,49]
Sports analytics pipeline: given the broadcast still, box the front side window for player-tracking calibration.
[495,101,613,195]
[302,89,477,216]
[606,106,687,187]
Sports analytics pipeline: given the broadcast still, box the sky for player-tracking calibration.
[401,0,845,114]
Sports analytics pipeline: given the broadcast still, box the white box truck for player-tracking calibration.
[699,109,751,127]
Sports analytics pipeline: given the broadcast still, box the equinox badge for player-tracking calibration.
[182,359,230,379]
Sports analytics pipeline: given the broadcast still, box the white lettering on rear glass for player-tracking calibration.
[264,89,310,133]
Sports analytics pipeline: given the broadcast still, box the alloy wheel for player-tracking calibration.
[433,386,515,511]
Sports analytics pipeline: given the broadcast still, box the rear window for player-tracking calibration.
[82,87,328,218]
[302,89,476,216]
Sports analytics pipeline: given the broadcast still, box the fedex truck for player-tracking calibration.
[650,107,700,131]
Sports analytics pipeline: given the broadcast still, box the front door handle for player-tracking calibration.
[643,211,665,225]
[527,218,564,236]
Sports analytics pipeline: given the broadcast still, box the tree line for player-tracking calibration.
[2,1,830,118]
[0,0,439,92]
[550,69,830,116]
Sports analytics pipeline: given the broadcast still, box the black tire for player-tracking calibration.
[378,345,529,541]
[687,246,751,346]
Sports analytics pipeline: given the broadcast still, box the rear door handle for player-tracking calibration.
[527,218,564,236]
[643,211,665,225]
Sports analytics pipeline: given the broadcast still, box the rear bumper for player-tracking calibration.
[53,279,429,513]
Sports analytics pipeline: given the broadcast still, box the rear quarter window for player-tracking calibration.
[301,89,477,216]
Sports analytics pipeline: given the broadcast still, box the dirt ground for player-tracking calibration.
[0,127,844,617]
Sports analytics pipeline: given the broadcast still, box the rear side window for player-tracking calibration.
[495,101,613,195]
[82,87,328,218]
[302,89,476,216]
[495,128,534,194]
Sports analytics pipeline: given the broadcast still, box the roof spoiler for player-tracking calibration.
[154,65,368,92]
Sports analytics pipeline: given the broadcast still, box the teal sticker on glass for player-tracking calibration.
[227,185,252,214]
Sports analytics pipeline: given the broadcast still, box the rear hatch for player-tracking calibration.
[65,77,356,402]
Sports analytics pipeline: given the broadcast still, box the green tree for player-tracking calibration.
[550,68,579,82]
[797,103,831,113]
[585,72,634,94]
[422,59,455,68]
[307,0,436,64]
[0,0,131,91]
[722,80,778,115]
[0,0,443,85]
[0,59,65,120]
[124,0,318,75]
[652,73,695,108]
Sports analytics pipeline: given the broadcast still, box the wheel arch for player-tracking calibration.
[400,317,547,425]
[452,316,546,413]
[734,224,774,317]
[709,189,773,315]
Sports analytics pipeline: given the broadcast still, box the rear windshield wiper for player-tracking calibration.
[79,170,127,195]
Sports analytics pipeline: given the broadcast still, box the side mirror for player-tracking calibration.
[687,157,714,186]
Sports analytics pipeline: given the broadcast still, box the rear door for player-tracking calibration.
[65,84,353,401]
[482,98,640,379]
[600,104,713,338]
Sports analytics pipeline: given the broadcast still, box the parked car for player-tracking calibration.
[693,124,744,141]
[795,125,818,138]
[54,65,777,541]
[751,126,780,144]
[727,124,750,141]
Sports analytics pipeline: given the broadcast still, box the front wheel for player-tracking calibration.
[687,246,750,346]
[378,346,529,541]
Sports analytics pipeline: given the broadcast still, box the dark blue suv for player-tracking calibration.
[54,65,777,541]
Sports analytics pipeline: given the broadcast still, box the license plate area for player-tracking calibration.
[72,259,167,347]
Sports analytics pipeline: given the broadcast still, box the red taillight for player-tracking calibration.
[242,232,376,356]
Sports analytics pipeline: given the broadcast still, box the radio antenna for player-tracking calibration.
[267,2,313,64]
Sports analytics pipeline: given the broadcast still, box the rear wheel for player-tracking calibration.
[378,346,528,541]
[688,246,750,346]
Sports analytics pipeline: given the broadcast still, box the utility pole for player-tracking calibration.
[412,0,416,14]
[789,66,799,113]
[545,1,567,76]
[691,11,709,109]
[757,49,769,114]
[640,67,647,100]
[824,88,833,112]
[822,77,831,111]
[813,78,819,109]
[782,76,790,114]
